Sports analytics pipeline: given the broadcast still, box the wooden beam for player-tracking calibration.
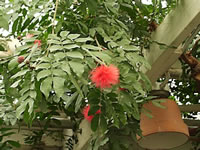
[13,145,62,150]
[145,0,200,84]
[3,119,74,130]
[179,104,200,112]
[74,120,92,150]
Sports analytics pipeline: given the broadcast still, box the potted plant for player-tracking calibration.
[138,90,189,149]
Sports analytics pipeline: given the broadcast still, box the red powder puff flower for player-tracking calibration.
[34,40,41,47]
[90,65,119,89]
[83,105,101,122]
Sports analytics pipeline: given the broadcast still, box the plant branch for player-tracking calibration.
[46,0,59,56]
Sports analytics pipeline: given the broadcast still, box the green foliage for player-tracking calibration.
[0,0,178,149]
[0,120,20,150]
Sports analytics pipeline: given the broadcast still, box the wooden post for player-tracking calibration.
[145,0,200,84]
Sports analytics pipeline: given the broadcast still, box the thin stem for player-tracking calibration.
[95,36,101,48]
[52,0,59,35]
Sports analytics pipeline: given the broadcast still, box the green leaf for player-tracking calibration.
[28,98,34,114]
[0,128,12,132]
[39,99,48,113]
[8,58,18,70]
[23,37,36,43]
[99,137,109,147]
[62,92,78,109]
[89,28,96,37]
[91,114,99,132]
[16,100,29,119]
[37,70,51,81]
[100,115,107,132]
[91,52,111,62]
[64,44,80,50]
[2,132,16,137]
[75,37,94,43]
[61,63,71,75]
[16,45,32,51]
[0,16,9,30]
[19,86,29,95]
[54,52,66,61]
[123,45,139,51]
[82,44,102,50]
[25,43,38,61]
[132,80,145,95]
[49,45,63,52]
[152,100,166,109]
[36,63,51,70]
[85,0,97,14]
[115,19,128,31]
[11,69,29,79]
[142,108,153,118]
[139,72,152,91]
[60,31,70,38]
[30,91,36,99]
[75,94,83,113]
[21,18,32,32]
[29,30,41,35]
[53,77,65,98]
[88,89,100,104]
[62,39,73,44]
[82,48,104,64]
[52,69,66,77]
[47,39,62,44]
[17,16,22,33]
[6,140,20,148]
[37,56,51,62]
[67,34,80,40]
[19,92,30,101]
[40,77,52,98]
[68,74,84,97]
[69,61,84,77]
[12,17,19,34]
[108,41,118,48]
[10,80,21,88]
[66,51,84,59]
[88,105,100,116]
[48,34,60,40]
[126,52,151,69]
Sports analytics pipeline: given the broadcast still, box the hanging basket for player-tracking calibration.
[138,91,189,149]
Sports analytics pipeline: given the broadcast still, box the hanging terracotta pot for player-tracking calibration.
[138,90,189,149]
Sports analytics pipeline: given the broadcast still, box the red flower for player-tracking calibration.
[34,40,41,47]
[83,105,101,122]
[90,65,119,89]
[96,109,101,114]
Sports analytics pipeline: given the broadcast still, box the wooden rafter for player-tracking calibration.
[145,0,200,84]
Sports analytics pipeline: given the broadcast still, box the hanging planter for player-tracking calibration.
[138,90,189,149]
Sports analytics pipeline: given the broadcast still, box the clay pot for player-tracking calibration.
[138,98,189,149]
